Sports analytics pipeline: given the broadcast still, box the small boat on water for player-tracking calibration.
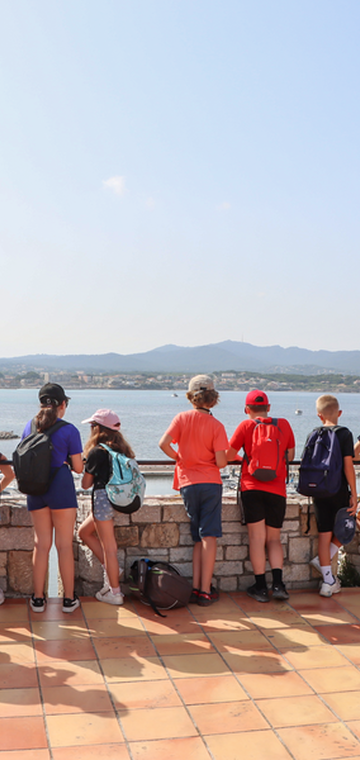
[295,409,303,415]
[171,393,178,397]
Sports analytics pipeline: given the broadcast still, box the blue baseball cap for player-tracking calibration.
[333,508,356,545]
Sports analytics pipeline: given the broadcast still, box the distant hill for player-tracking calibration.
[1,340,360,375]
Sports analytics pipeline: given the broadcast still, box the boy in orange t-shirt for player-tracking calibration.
[159,375,228,606]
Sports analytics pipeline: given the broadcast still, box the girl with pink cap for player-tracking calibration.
[78,409,135,604]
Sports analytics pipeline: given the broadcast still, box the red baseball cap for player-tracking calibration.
[245,390,269,406]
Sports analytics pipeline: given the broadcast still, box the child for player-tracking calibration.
[226,390,295,602]
[159,375,228,606]
[21,383,83,613]
[78,409,136,605]
[308,395,357,597]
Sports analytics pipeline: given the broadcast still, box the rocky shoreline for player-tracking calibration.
[0,431,19,440]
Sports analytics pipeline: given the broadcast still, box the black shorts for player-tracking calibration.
[241,490,286,528]
[313,487,350,533]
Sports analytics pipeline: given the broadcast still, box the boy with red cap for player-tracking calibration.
[227,390,295,602]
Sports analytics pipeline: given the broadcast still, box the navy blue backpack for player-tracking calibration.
[297,426,343,498]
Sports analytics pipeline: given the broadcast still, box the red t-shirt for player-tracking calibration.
[230,417,295,497]
[165,409,229,490]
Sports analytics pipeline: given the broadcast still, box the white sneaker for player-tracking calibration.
[310,556,322,575]
[0,589,4,605]
[99,567,123,595]
[95,589,124,605]
[319,577,341,597]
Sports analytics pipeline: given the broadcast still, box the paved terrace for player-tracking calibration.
[1,589,360,760]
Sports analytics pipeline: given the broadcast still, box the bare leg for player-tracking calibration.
[192,541,202,589]
[200,536,217,593]
[78,514,104,565]
[266,525,283,569]
[94,519,119,589]
[52,508,77,599]
[247,520,266,575]
[31,508,53,598]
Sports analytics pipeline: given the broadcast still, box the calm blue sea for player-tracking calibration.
[1,388,360,460]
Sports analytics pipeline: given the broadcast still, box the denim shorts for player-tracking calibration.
[27,465,78,512]
[180,483,222,542]
[93,489,114,521]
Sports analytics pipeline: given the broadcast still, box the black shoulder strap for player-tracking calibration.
[30,418,68,436]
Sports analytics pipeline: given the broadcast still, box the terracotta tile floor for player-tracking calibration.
[1,590,360,759]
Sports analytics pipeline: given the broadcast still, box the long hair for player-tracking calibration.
[84,424,135,459]
[35,404,59,432]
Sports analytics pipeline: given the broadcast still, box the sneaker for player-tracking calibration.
[95,589,124,605]
[62,594,80,613]
[189,588,200,604]
[310,556,322,575]
[30,594,46,613]
[197,586,220,606]
[99,567,123,595]
[272,583,289,600]
[319,577,341,597]
[246,584,269,603]
[0,589,4,605]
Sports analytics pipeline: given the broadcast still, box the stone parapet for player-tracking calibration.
[1,489,359,597]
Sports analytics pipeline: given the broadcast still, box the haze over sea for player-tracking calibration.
[2,388,360,463]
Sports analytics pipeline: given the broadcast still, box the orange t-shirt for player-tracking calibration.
[229,417,295,497]
[165,409,229,490]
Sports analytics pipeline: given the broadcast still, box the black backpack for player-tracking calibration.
[13,419,68,496]
[126,559,192,617]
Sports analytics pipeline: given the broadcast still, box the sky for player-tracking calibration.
[1,0,360,357]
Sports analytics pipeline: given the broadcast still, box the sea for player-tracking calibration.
[2,388,360,596]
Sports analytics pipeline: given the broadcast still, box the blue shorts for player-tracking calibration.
[180,483,222,542]
[27,465,78,512]
[92,489,114,521]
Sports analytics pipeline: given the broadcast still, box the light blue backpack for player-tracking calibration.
[100,443,146,514]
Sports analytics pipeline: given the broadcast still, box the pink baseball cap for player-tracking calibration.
[245,390,269,406]
[82,409,121,431]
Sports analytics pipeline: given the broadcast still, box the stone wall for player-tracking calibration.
[2,489,358,597]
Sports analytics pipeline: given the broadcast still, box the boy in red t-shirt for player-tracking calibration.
[159,375,228,606]
[227,390,295,602]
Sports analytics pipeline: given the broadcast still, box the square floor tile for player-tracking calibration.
[189,700,268,734]
[300,666,360,694]
[239,671,314,699]
[34,638,97,662]
[207,629,273,651]
[323,691,360,721]
[337,644,360,666]
[151,633,214,655]
[278,722,360,760]
[119,705,196,741]
[222,649,293,674]
[175,674,249,704]
[205,729,292,760]
[284,645,350,670]
[129,736,211,760]
[31,621,88,641]
[0,642,35,664]
[0,603,29,623]
[37,660,103,688]
[258,694,337,727]
[162,652,230,678]
[46,712,124,747]
[0,623,32,643]
[101,656,166,683]
[0,716,47,750]
[42,683,114,714]
[87,617,145,637]
[266,626,329,650]
[110,679,182,710]
[94,635,156,659]
[0,752,51,759]
[0,687,42,718]
[314,624,360,645]
[0,663,38,689]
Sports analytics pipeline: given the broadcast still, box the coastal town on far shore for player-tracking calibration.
[1,368,360,394]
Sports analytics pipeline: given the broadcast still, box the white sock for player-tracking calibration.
[111,586,121,595]
[330,542,339,559]
[321,565,335,584]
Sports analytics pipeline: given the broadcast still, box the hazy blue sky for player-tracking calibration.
[1,1,360,357]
